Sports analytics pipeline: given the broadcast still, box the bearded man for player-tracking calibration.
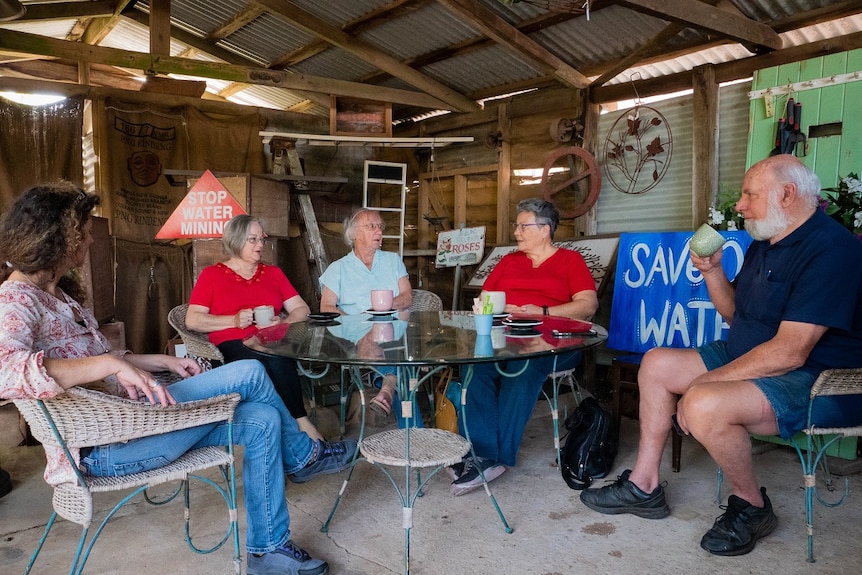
[580,154,862,556]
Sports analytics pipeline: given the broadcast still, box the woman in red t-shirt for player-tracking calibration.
[451,198,599,496]
[187,215,322,441]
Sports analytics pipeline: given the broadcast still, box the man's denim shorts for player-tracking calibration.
[696,340,862,438]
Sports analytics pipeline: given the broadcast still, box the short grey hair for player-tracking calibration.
[516,198,560,239]
[222,214,266,258]
[764,155,822,210]
[343,208,377,247]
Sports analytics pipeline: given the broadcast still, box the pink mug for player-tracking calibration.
[370,289,394,311]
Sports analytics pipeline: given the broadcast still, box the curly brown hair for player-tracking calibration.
[0,181,101,302]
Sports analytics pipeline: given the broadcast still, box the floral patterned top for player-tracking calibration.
[0,280,126,486]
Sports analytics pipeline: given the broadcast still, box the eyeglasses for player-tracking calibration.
[246,235,268,245]
[360,222,386,231]
[511,222,545,232]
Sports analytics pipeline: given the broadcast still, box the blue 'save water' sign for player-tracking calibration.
[607,231,753,353]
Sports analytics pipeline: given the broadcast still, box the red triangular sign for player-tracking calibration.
[156,170,247,239]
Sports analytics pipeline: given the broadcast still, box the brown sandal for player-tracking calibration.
[369,386,394,417]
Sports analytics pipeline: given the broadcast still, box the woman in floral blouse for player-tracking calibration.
[0,182,355,575]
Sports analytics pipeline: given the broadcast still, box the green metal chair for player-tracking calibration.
[715,367,862,562]
[13,386,242,574]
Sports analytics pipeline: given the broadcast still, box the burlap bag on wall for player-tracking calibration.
[0,96,83,211]
[95,98,189,243]
[96,100,266,352]
[114,239,192,354]
[185,107,266,174]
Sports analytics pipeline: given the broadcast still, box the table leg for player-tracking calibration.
[460,364,514,534]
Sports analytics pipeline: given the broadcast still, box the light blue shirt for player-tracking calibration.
[319,249,408,315]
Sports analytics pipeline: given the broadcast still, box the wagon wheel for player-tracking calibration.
[540,146,601,219]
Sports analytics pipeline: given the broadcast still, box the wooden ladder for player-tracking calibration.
[271,137,329,306]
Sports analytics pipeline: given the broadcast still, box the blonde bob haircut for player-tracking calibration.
[222,214,266,258]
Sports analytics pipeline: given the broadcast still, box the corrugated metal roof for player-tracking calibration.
[2,0,861,123]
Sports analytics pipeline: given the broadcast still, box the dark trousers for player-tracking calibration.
[218,339,308,419]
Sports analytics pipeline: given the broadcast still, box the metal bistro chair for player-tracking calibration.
[715,368,862,563]
[541,366,582,468]
[168,304,224,370]
[13,386,242,575]
[324,366,472,575]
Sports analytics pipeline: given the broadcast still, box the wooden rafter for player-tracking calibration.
[252,0,479,112]
[0,28,457,110]
[436,0,591,89]
[615,0,782,52]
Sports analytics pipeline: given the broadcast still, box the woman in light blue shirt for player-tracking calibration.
[320,208,412,417]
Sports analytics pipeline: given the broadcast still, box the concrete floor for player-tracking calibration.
[2,393,861,575]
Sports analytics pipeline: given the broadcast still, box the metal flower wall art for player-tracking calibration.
[602,105,673,195]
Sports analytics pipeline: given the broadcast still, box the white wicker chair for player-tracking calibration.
[168,304,224,368]
[13,386,242,575]
[409,289,443,312]
[713,367,862,562]
[787,368,862,562]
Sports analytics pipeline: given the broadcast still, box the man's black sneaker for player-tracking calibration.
[288,439,357,484]
[700,487,777,556]
[579,469,670,519]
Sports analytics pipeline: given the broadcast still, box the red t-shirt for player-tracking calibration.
[189,263,299,346]
[484,248,595,307]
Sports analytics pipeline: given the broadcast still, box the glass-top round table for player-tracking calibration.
[243,310,607,367]
[244,310,607,575]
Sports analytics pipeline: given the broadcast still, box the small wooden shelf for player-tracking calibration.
[330,96,392,137]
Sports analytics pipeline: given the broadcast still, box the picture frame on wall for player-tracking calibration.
[467,234,620,296]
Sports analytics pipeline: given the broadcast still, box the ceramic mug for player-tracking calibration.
[253,305,274,326]
[690,223,726,257]
[370,289,394,311]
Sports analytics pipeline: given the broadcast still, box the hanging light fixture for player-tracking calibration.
[0,0,26,22]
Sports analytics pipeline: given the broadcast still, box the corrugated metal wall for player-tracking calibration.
[596,81,750,234]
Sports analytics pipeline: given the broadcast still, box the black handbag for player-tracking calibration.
[560,397,619,490]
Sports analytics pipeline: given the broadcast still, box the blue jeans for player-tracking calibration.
[81,360,315,554]
[460,352,580,467]
[698,340,862,438]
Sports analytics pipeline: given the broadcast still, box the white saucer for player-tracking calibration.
[502,318,543,328]
[365,309,396,316]
[505,330,541,338]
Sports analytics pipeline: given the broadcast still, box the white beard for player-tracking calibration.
[745,193,790,241]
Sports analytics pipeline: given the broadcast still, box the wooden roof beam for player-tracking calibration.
[435,0,591,90]
[252,0,479,112]
[615,0,782,52]
[0,28,456,110]
[15,1,115,21]
[79,0,137,46]
[269,0,430,69]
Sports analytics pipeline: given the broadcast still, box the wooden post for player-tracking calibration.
[692,64,719,228]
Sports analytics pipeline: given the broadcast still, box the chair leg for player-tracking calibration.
[671,433,682,473]
[23,510,58,575]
